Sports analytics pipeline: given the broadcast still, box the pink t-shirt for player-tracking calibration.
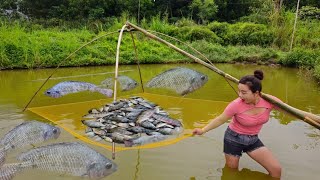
[224,96,280,135]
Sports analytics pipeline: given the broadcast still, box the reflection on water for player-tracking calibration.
[220,166,275,180]
[0,63,320,180]
[190,166,276,180]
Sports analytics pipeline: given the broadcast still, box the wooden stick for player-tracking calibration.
[126,21,320,130]
[290,0,301,51]
[114,24,127,102]
[130,32,145,92]
[112,24,127,160]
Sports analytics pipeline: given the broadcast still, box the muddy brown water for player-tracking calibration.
[0,63,319,180]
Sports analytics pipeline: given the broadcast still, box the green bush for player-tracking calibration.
[224,22,275,47]
[4,43,24,64]
[280,48,320,68]
[207,21,229,37]
[174,18,197,27]
[239,14,270,25]
[174,26,222,43]
[314,64,320,80]
[186,40,280,64]
[294,20,320,50]
[300,6,320,20]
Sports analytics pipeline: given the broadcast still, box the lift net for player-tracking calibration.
[28,91,227,152]
[27,26,231,152]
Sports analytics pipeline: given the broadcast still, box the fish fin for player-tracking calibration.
[124,140,133,147]
[0,147,6,167]
[87,162,107,179]
[93,88,113,97]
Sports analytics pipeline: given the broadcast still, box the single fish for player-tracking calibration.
[146,67,208,95]
[0,121,60,167]
[126,110,143,116]
[136,109,156,125]
[127,126,152,134]
[108,116,130,123]
[158,128,176,135]
[158,127,183,135]
[101,75,138,91]
[156,123,174,129]
[83,112,113,119]
[44,81,113,98]
[0,142,117,179]
[81,120,105,128]
[108,102,126,111]
[152,113,182,127]
[124,134,167,147]
[107,132,136,143]
[109,128,134,136]
[140,121,157,130]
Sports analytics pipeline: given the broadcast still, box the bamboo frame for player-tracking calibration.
[290,0,301,51]
[125,21,320,130]
[112,24,127,160]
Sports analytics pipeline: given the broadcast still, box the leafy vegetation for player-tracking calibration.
[0,0,320,82]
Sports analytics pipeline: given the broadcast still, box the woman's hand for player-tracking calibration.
[192,128,204,135]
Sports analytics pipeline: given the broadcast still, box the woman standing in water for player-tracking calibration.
[193,70,282,178]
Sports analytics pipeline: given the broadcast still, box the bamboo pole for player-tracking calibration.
[290,0,300,51]
[125,21,320,130]
[112,24,127,160]
[114,25,127,102]
[130,32,145,92]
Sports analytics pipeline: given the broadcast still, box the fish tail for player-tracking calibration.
[0,163,24,180]
[124,140,134,147]
[0,147,6,167]
[94,87,113,97]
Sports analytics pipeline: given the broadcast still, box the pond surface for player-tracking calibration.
[0,63,319,180]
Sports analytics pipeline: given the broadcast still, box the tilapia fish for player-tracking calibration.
[0,142,117,180]
[146,67,208,95]
[45,81,113,98]
[124,134,167,147]
[0,121,60,166]
[101,75,138,91]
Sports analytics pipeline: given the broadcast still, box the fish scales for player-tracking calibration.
[0,164,20,180]
[45,81,113,98]
[16,142,117,178]
[101,75,138,91]
[146,67,208,95]
[0,121,60,166]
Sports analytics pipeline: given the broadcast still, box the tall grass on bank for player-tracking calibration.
[0,16,320,82]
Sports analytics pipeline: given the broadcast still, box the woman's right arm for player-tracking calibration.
[192,112,231,135]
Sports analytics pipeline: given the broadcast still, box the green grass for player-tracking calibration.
[0,16,320,82]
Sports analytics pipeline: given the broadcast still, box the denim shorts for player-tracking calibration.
[223,127,264,157]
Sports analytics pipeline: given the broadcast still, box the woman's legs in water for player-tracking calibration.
[225,154,240,169]
[247,147,281,178]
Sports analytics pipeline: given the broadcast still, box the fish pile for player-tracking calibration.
[82,96,183,147]
[0,142,117,180]
[146,67,208,95]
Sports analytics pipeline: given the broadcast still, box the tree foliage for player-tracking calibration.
[0,0,319,23]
